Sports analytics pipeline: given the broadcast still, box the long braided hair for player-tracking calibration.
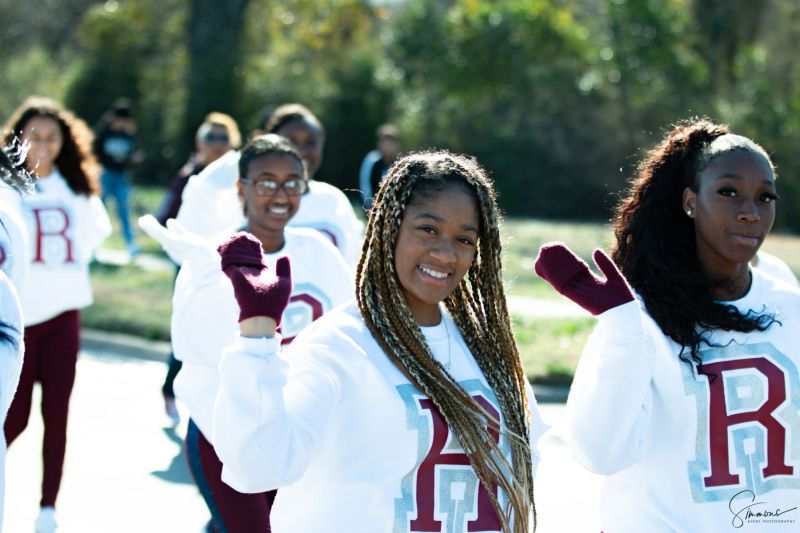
[356,151,535,532]
[612,117,778,367]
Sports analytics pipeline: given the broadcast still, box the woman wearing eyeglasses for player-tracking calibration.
[162,134,353,532]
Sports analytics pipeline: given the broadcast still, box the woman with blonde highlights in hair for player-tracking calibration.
[212,150,543,533]
[2,96,111,532]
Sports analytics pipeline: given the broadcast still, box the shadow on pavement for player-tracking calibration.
[150,425,195,485]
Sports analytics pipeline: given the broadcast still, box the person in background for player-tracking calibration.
[534,118,800,532]
[0,140,33,530]
[358,123,401,210]
[173,103,364,267]
[94,98,140,257]
[156,112,241,226]
[3,96,111,533]
[154,112,241,422]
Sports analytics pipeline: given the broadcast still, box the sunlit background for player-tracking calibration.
[1,0,798,227]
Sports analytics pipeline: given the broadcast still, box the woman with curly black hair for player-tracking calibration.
[535,118,800,532]
[2,96,111,532]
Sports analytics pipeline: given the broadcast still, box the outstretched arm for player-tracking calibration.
[212,233,339,492]
[534,242,656,474]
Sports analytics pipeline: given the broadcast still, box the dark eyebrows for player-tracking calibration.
[714,173,776,186]
[251,171,302,180]
[413,212,479,234]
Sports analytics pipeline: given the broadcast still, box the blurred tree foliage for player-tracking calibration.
[0,0,798,229]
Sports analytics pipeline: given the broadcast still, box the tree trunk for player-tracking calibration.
[181,0,250,156]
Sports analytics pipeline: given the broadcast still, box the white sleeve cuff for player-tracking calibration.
[595,300,647,342]
[234,333,283,358]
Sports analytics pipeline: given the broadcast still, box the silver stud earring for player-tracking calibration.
[686,209,693,216]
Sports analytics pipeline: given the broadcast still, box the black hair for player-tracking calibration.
[238,133,306,180]
[612,117,779,368]
[263,103,325,138]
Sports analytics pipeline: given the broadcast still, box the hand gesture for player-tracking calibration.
[137,215,214,266]
[217,232,292,324]
[534,242,634,316]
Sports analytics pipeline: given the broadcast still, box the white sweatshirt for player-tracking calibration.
[0,270,23,528]
[754,250,799,287]
[175,149,364,265]
[568,269,800,532]
[213,303,545,533]
[19,171,111,325]
[0,185,30,290]
[172,226,353,439]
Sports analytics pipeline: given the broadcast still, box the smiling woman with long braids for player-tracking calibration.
[534,118,800,532]
[212,150,543,533]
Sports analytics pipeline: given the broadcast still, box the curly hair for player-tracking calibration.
[3,96,99,196]
[357,151,536,532]
[612,117,778,367]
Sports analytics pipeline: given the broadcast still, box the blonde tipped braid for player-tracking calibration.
[356,152,536,532]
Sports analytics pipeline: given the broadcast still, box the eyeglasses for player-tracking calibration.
[240,177,308,197]
[203,132,230,144]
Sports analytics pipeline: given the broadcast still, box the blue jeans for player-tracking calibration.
[101,169,135,247]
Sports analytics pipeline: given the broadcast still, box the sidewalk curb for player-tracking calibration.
[82,328,171,362]
[531,383,571,404]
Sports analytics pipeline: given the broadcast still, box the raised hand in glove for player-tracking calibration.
[533,242,634,316]
[217,232,292,326]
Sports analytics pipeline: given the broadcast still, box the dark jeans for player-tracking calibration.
[101,169,135,247]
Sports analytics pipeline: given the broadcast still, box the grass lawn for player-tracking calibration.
[87,187,800,381]
[101,184,168,255]
[501,218,614,299]
[86,261,174,340]
[514,315,596,384]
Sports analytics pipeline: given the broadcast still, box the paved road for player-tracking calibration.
[5,343,602,533]
[4,349,208,533]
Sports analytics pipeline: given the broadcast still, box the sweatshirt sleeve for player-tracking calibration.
[0,272,23,421]
[340,208,364,268]
[175,150,242,238]
[77,195,112,259]
[0,199,30,291]
[525,380,548,479]
[213,334,340,493]
[171,249,238,368]
[324,185,364,268]
[566,300,655,475]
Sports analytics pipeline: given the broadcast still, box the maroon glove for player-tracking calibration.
[533,242,634,316]
[217,232,292,323]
